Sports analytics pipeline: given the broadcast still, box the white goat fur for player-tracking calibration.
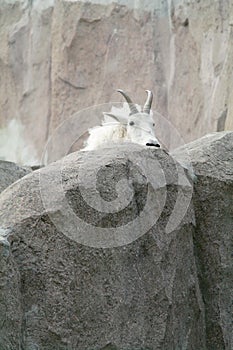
[83,99,160,151]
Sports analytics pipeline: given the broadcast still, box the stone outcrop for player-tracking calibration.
[173,131,233,349]
[0,239,21,350]
[0,160,31,350]
[0,159,31,194]
[0,0,233,163]
[0,131,232,349]
[0,144,206,349]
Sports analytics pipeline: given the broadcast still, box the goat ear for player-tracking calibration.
[103,112,126,124]
[103,112,119,121]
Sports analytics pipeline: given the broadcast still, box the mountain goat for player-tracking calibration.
[83,89,161,150]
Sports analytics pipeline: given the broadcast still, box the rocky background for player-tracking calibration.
[0,0,233,164]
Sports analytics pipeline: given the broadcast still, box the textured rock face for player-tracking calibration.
[0,0,53,163]
[173,131,233,349]
[0,160,31,349]
[0,159,31,194]
[0,144,206,349]
[0,240,21,350]
[0,0,232,163]
[0,131,232,349]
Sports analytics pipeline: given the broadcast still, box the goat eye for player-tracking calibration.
[129,121,134,126]
[153,123,155,126]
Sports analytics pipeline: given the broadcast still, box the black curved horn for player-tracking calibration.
[143,90,153,114]
[117,89,139,115]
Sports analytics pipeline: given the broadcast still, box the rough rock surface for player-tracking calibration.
[0,160,31,348]
[0,144,206,349]
[173,131,233,349]
[0,160,31,194]
[0,0,233,163]
[0,241,21,350]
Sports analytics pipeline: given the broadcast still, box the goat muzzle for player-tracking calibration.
[146,142,160,148]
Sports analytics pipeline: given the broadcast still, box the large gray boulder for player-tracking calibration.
[0,144,205,349]
[0,240,22,350]
[0,160,28,349]
[0,160,31,194]
[173,131,233,349]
